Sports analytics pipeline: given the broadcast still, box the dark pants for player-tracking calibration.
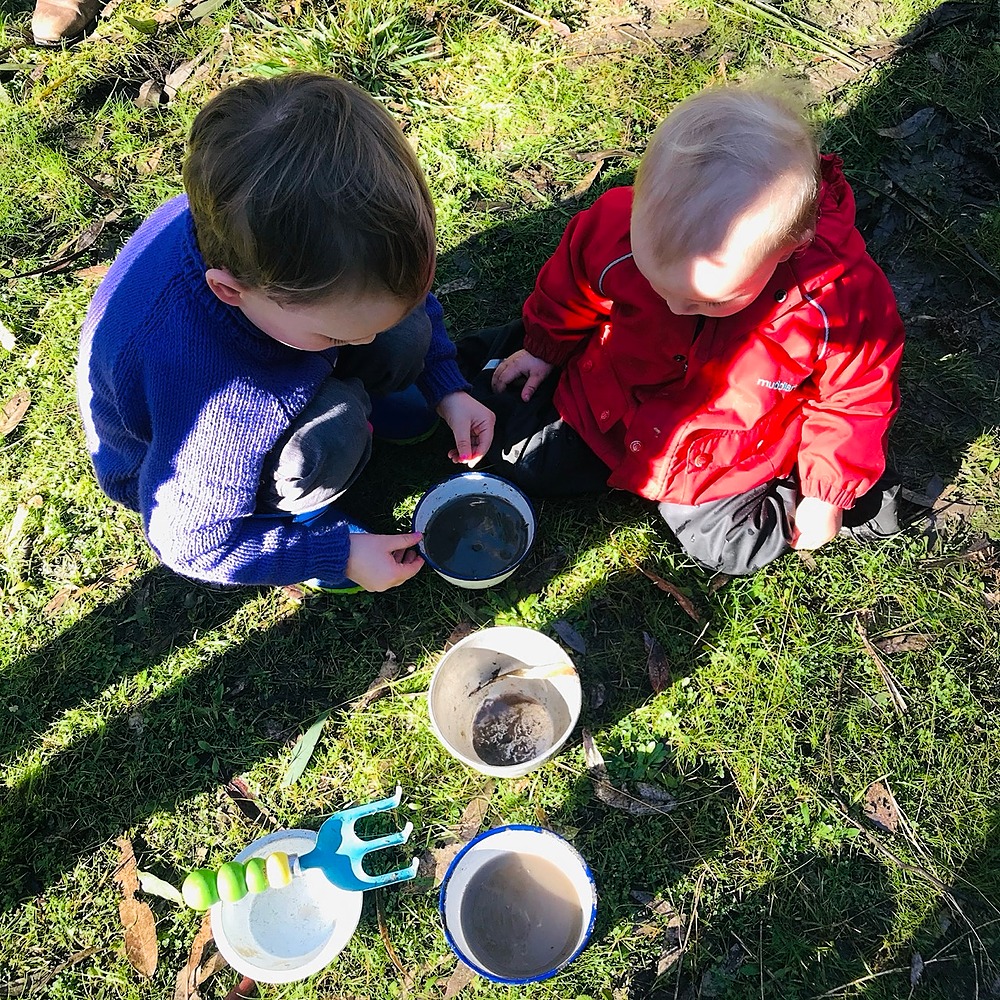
[459,320,898,576]
[256,306,431,515]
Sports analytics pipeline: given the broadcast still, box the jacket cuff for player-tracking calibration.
[522,327,577,367]
[798,481,860,509]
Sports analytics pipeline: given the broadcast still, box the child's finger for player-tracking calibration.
[521,372,545,401]
[390,532,423,552]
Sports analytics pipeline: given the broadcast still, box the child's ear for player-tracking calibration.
[205,268,248,307]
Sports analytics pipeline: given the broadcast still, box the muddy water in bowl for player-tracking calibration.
[460,852,584,979]
[423,494,529,579]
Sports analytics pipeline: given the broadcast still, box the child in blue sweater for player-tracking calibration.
[78,73,495,592]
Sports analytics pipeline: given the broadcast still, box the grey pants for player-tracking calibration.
[256,306,431,515]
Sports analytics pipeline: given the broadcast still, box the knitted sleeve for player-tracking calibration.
[415,292,471,405]
[135,342,353,587]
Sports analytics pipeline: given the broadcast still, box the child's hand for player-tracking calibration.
[491,349,554,402]
[436,391,496,467]
[345,532,424,591]
[791,497,843,550]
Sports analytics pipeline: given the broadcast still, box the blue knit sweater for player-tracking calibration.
[78,195,468,586]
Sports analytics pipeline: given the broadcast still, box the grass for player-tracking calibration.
[1,0,999,997]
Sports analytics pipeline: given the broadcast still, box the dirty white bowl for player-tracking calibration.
[439,825,597,984]
[210,829,363,984]
[428,626,581,778]
[412,472,535,589]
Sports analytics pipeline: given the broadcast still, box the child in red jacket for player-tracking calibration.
[463,85,904,575]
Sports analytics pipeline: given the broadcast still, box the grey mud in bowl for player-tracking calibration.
[460,649,572,770]
[421,494,529,581]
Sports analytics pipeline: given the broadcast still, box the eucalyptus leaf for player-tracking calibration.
[188,0,228,19]
[281,713,329,787]
[123,14,159,33]
[137,870,184,906]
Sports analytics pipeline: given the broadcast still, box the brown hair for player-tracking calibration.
[183,73,435,305]
[633,84,820,264]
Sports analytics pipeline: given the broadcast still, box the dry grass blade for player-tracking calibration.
[633,562,702,622]
[855,616,908,715]
[376,891,413,990]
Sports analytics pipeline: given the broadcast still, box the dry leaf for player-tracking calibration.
[564,159,604,200]
[656,16,710,38]
[175,914,214,1000]
[45,585,78,616]
[137,79,164,108]
[876,107,935,139]
[74,264,111,281]
[633,563,702,622]
[551,619,587,654]
[644,631,671,693]
[413,843,463,887]
[195,950,229,988]
[115,838,158,978]
[863,779,901,834]
[138,870,184,905]
[443,621,476,651]
[223,776,279,830]
[351,648,401,711]
[456,781,494,841]
[589,682,606,711]
[873,633,932,655]
[443,960,476,996]
[4,504,30,549]
[910,952,924,986]
[0,390,30,436]
[582,729,677,816]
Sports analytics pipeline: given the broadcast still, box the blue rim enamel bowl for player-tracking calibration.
[438,824,598,984]
[412,472,535,589]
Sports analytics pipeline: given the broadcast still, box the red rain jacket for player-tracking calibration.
[522,156,904,509]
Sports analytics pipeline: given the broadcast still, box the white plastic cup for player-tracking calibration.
[412,472,535,589]
[439,825,597,984]
[427,625,582,778]
[210,829,363,984]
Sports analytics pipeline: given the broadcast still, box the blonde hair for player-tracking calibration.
[633,85,819,264]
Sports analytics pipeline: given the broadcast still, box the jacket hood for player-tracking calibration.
[790,154,867,294]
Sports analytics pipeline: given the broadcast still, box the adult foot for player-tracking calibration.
[32,0,100,45]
